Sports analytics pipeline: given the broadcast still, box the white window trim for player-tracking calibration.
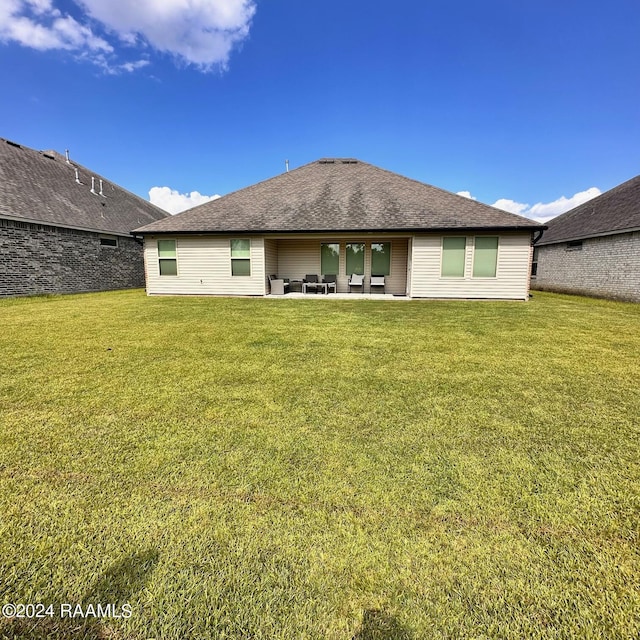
[320,242,340,276]
[439,235,501,280]
[531,247,538,279]
[230,238,251,277]
[471,235,500,279]
[371,241,392,277]
[345,242,366,276]
[440,236,467,279]
[158,238,178,277]
[99,234,119,248]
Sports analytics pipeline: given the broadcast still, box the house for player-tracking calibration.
[0,137,167,297]
[532,175,640,302]
[133,158,544,299]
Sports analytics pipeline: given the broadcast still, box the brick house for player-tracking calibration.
[532,175,640,302]
[0,138,167,297]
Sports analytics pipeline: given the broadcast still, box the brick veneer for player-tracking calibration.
[532,230,640,302]
[0,218,144,297]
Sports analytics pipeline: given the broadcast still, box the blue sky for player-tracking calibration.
[1,0,639,221]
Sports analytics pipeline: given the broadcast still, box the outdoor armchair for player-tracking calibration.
[370,275,385,294]
[323,274,337,293]
[348,273,364,293]
[268,274,290,295]
[303,274,319,293]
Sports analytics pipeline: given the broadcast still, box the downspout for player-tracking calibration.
[130,232,144,246]
[528,228,545,300]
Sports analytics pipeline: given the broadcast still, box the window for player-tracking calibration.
[158,239,177,276]
[473,237,498,277]
[346,243,365,275]
[321,243,339,275]
[566,240,583,251]
[441,237,466,277]
[99,235,118,248]
[230,239,251,276]
[531,247,539,277]
[371,242,391,276]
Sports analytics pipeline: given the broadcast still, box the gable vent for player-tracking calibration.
[318,158,358,164]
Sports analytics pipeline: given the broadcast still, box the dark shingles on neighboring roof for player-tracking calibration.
[0,138,167,235]
[538,174,640,245]
[134,159,544,234]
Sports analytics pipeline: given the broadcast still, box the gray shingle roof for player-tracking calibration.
[134,158,544,235]
[0,138,167,235]
[538,174,640,245]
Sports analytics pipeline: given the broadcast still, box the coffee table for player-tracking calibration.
[303,282,328,294]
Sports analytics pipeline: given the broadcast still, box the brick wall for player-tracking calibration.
[532,231,640,302]
[0,219,145,297]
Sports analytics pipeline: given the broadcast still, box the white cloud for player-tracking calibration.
[78,0,256,68]
[0,0,256,71]
[524,188,601,222]
[92,56,150,74]
[149,186,221,215]
[458,187,601,223]
[25,0,55,15]
[119,59,149,72]
[492,198,530,216]
[0,0,111,52]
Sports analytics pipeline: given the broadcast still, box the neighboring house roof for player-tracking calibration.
[538,174,640,246]
[134,158,544,235]
[0,137,167,235]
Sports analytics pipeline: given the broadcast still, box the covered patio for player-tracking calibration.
[264,235,410,296]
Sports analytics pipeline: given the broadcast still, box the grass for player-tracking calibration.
[0,289,638,639]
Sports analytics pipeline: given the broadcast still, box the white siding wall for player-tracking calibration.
[275,237,408,295]
[144,236,266,295]
[388,240,408,296]
[406,237,413,296]
[410,233,532,299]
[142,233,531,299]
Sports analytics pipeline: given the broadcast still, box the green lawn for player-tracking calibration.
[0,290,638,639]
